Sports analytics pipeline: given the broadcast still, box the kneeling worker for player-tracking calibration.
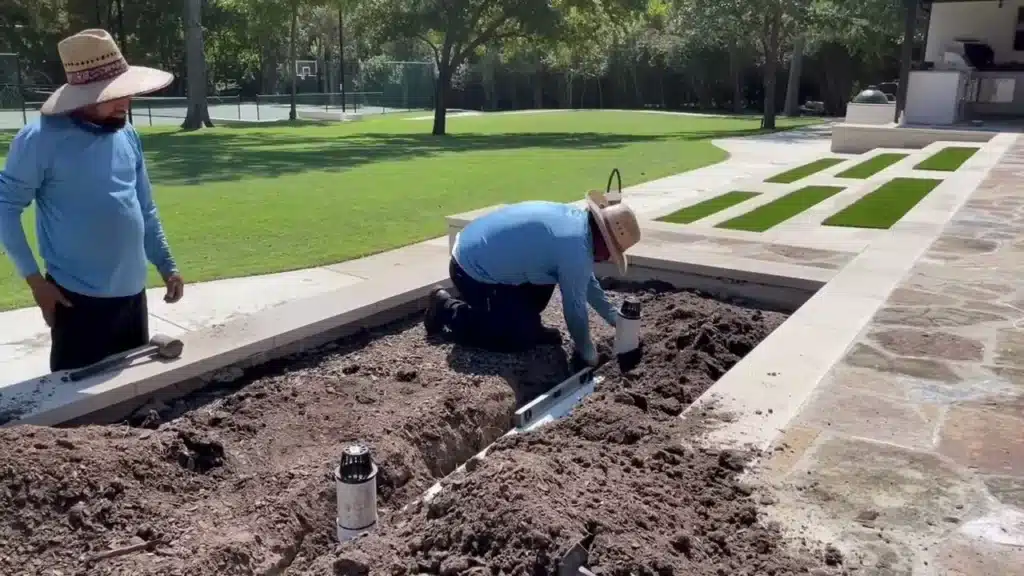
[424,192,641,367]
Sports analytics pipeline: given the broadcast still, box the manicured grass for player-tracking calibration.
[0,110,819,310]
[836,153,908,178]
[717,186,844,232]
[914,147,978,171]
[658,191,760,224]
[765,158,845,183]
[823,177,942,229]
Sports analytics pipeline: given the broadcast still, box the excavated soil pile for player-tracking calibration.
[0,292,614,576]
[294,285,839,576]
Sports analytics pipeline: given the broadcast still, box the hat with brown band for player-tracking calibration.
[41,29,173,116]
[585,190,641,275]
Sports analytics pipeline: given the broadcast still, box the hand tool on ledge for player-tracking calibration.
[66,334,184,382]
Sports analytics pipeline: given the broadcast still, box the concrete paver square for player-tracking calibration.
[756,424,822,481]
[929,533,1024,576]
[794,383,940,450]
[938,405,1024,476]
[788,436,984,539]
[146,267,363,331]
[843,343,961,383]
[984,475,1024,510]
[995,328,1024,368]
[0,311,187,390]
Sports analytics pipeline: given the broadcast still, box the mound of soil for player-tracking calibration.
[0,289,613,576]
[292,286,836,576]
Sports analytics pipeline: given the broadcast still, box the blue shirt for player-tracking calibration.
[453,201,617,363]
[0,116,176,298]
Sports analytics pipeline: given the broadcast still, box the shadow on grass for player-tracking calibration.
[139,128,774,186]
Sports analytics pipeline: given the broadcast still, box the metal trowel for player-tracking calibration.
[558,537,595,576]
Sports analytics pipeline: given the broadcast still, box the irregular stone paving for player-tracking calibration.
[641,228,855,270]
[759,137,1024,576]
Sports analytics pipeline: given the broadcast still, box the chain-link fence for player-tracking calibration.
[355,59,435,111]
[0,54,28,126]
[0,59,438,129]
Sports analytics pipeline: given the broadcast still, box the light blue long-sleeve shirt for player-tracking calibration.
[453,201,617,362]
[0,116,176,298]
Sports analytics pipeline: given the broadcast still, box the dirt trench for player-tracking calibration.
[287,283,842,576]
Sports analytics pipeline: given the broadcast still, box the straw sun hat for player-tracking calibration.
[41,29,173,116]
[585,190,641,275]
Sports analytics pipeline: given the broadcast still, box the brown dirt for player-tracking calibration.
[284,286,835,576]
[0,283,624,576]
[0,282,830,576]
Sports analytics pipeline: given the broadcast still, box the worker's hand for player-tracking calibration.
[26,274,72,328]
[570,346,599,373]
[163,272,184,304]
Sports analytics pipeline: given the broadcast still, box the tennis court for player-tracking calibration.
[0,92,428,129]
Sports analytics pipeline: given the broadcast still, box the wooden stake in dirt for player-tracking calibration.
[85,538,169,565]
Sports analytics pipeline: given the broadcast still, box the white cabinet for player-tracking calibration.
[904,70,970,125]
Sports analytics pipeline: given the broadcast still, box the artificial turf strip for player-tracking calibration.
[716,186,844,232]
[658,191,760,224]
[823,177,942,229]
[836,153,908,178]
[765,158,845,183]
[914,147,979,171]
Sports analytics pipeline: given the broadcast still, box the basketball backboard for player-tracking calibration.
[295,60,318,79]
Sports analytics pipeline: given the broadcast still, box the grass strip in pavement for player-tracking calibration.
[765,158,844,183]
[836,153,908,178]
[914,147,978,171]
[658,191,760,224]
[823,177,942,229]
[717,186,844,232]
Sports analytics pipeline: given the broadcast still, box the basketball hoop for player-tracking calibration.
[295,60,317,81]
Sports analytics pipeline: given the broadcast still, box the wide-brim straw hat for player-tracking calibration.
[585,190,641,275]
[41,29,173,116]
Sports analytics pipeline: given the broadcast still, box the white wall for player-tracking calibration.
[845,102,897,125]
[926,0,1024,63]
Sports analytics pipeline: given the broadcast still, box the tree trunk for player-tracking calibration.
[730,46,744,114]
[432,62,451,135]
[288,3,298,121]
[598,77,604,109]
[116,0,133,124]
[659,71,666,109]
[784,35,805,116]
[338,7,346,112]
[762,56,778,129]
[533,69,543,108]
[181,0,212,130]
[761,10,781,130]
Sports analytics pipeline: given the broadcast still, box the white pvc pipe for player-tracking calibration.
[613,299,641,356]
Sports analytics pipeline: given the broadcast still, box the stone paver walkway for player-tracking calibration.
[760,137,1024,575]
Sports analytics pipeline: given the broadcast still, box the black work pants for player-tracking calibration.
[444,258,555,352]
[48,276,149,372]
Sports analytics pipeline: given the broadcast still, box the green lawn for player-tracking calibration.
[765,158,845,183]
[836,153,908,178]
[0,110,817,310]
[914,147,979,171]
[717,186,844,232]
[658,191,760,224]
[823,178,942,229]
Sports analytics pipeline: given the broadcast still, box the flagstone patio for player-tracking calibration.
[759,137,1024,575]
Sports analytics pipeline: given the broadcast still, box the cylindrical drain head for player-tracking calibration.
[335,444,378,542]
[613,297,642,355]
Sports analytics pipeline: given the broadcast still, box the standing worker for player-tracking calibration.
[0,29,184,372]
[424,191,641,367]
